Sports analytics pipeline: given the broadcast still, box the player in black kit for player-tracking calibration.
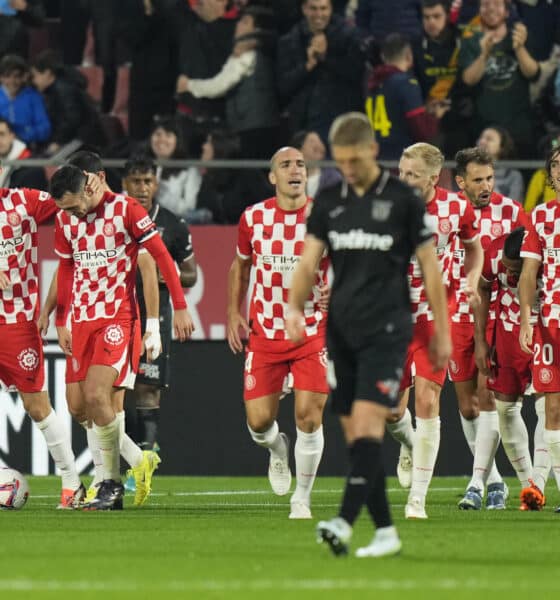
[287,113,451,558]
[122,156,197,463]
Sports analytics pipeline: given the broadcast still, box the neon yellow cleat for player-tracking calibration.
[127,450,161,507]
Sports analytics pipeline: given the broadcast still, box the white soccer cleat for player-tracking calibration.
[397,445,412,489]
[268,433,292,496]
[289,500,312,519]
[316,517,352,556]
[355,526,402,558]
[405,496,427,519]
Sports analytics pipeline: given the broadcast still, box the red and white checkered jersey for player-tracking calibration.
[521,200,560,328]
[481,235,522,331]
[450,191,527,323]
[0,187,57,324]
[55,191,158,322]
[409,187,478,323]
[237,197,328,346]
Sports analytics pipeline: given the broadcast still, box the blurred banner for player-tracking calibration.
[37,224,238,341]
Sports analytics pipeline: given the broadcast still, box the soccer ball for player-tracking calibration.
[0,468,29,510]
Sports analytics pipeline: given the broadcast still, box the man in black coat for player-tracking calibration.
[277,0,365,144]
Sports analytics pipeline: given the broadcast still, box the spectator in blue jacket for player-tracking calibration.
[0,54,51,147]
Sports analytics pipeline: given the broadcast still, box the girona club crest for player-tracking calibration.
[539,368,553,385]
[438,218,452,234]
[17,348,39,372]
[8,212,21,227]
[491,223,503,237]
[245,374,256,391]
[104,324,124,346]
[103,222,116,236]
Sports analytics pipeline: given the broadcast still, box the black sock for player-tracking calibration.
[137,408,159,450]
[365,461,393,529]
[338,438,382,526]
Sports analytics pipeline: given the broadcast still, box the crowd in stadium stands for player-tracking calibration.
[2,0,560,222]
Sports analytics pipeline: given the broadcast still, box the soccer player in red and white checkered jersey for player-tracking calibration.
[227,146,329,520]
[50,164,194,511]
[473,227,544,510]
[519,145,560,513]
[450,147,529,510]
[0,179,85,509]
[384,143,483,519]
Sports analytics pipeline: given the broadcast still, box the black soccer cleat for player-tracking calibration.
[82,479,124,511]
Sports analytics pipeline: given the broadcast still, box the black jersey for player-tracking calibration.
[137,201,194,314]
[307,169,432,340]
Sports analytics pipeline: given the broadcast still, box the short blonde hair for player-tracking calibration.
[328,112,375,146]
[401,143,444,176]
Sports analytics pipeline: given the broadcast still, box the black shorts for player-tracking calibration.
[327,323,411,416]
[136,307,172,389]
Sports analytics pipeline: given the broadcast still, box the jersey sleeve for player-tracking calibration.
[459,201,479,243]
[520,220,542,262]
[407,191,433,250]
[237,210,253,259]
[54,213,72,259]
[305,196,329,244]
[125,198,159,244]
[23,188,58,224]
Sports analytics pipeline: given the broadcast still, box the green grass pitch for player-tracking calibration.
[1,475,558,599]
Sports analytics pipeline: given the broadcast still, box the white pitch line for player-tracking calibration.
[30,487,463,499]
[0,578,555,592]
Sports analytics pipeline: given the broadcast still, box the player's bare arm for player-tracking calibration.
[0,271,9,290]
[37,268,58,336]
[473,276,493,376]
[463,237,483,309]
[415,240,451,369]
[518,256,540,354]
[287,234,326,344]
[178,255,197,288]
[226,256,251,354]
[138,252,161,362]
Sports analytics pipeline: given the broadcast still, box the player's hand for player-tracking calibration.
[428,331,452,370]
[84,172,102,196]
[56,326,72,355]
[143,318,162,361]
[227,312,250,354]
[474,338,492,376]
[176,74,189,94]
[286,308,306,345]
[37,311,50,337]
[173,308,194,342]
[318,284,330,311]
[519,321,533,355]
[480,32,496,57]
[465,284,481,311]
[512,22,528,50]
[0,271,10,290]
[306,45,318,70]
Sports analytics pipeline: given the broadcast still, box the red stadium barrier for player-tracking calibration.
[38,224,238,340]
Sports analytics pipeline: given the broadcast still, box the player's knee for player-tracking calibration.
[246,412,275,433]
[22,394,51,422]
[386,407,404,424]
[82,382,109,409]
[459,404,479,420]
